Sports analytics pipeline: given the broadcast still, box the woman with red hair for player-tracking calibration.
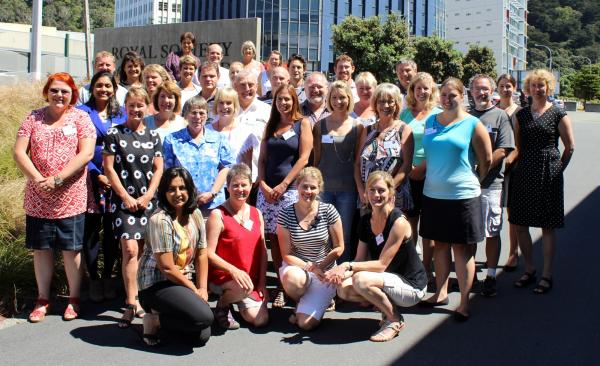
[13,72,96,322]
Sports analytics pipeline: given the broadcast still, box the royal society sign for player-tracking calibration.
[94,18,261,68]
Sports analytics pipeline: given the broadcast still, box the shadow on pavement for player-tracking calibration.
[391,187,600,365]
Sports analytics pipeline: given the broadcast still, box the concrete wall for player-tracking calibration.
[94,18,261,68]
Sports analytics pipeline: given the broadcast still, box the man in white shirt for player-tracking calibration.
[206,43,230,89]
[258,66,290,105]
[234,70,272,183]
[199,61,220,123]
[77,51,128,106]
[334,54,359,101]
[395,59,417,96]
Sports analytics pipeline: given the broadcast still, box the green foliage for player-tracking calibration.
[413,36,463,83]
[559,70,576,97]
[332,13,413,83]
[528,0,600,74]
[572,64,600,102]
[0,0,114,31]
[462,45,497,85]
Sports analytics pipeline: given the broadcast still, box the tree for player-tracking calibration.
[572,64,600,102]
[462,45,497,85]
[0,0,31,24]
[413,36,463,83]
[331,13,413,83]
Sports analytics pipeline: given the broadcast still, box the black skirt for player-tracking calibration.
[419,195,484,244]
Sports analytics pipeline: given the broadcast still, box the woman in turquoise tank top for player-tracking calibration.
[399,72,442,290]
[418,78,492,321]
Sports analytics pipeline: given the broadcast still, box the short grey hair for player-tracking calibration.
[226,163,252,185]
[395,59,417,70]
[469,74,497,91]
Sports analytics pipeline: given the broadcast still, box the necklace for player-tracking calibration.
[227,202,248,226]
[324,118,354,163]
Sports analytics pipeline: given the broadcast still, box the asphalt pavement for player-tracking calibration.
[1,111,598,366]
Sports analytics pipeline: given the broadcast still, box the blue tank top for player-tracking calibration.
[265,120,301,188]
[422,114,481,199]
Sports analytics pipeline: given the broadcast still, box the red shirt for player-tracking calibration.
[17,107,96,219]
[209,205,264,300]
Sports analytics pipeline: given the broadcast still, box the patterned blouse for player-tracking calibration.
[17,107,96,219]
[138,208,206,290]
[162,127,235,210]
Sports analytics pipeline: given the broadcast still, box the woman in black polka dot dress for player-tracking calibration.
[103,87,164,327]
[507,69,574,294]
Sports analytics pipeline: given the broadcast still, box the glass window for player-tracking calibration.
[309,48,317,61]
[300,0,309,10]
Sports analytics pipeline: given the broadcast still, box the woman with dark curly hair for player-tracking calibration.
[78,71,127,301]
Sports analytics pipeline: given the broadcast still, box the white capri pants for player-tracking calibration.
[280,262,336,321]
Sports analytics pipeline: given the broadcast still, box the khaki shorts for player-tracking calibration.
[481,188,503,238]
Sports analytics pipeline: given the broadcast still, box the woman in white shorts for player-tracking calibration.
[325,171,428,342]
[277,167,344,330]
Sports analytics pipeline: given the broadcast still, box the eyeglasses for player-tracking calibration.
[377,99,396,106]
[49,88,71,95]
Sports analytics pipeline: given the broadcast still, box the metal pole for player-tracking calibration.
[83,0,93,80]
[30,0,43,81]
[534,43,552,72]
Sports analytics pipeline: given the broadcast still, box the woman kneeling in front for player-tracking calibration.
[326,171,427,342]
[277,167,344,330]
[137,167,213,346]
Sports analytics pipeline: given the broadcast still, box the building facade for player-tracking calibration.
[182,0,446,72]
[445,0,527,76]
[115,0,183,27]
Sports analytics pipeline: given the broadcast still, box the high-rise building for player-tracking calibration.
[445,0,527,76]
[182,0,446,72]
[114,0,183,28]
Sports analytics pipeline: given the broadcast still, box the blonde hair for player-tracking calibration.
[371,83,403,119]
[179,55,198,70]
[295,167,324,192]
[523,69,556,96]
[327,80,354,112]
[125,86,151,105]
[365,171,396,208]
[355,71,377,89]
[241,41,257,57]
[406,72,439,111]
[143,64,171,85]
[94,51,115,64]
[152,80,182,114]
[213,87,240,115]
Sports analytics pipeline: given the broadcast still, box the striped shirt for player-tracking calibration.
[277,202,340,270]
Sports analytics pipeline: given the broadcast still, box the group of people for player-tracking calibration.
[14,31,575,345]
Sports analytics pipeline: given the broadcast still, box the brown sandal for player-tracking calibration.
[272,289,286,308]
[369,320,405,342]
[119,304,136,328]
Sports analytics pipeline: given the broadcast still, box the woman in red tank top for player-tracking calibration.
[207,163,269,330]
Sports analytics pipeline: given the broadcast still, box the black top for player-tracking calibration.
[264,120,301,188]
[359,208,427,289]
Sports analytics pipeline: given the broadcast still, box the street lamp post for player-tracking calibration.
[572,55,592,72]
[534,43,553,71]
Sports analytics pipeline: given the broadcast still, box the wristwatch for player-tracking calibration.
[54,176,64,187]
[347,262,353,272]
[210,191,217,199]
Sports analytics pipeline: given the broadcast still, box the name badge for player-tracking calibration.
[243,219,254,231]
[321,135,334,144]
[425,127,437,135]
[487,125,493,133]
[204,148,217,158]
[282,130,296,140]
[62,125,77,136]
[383,140,399,150]
[375,234,385,246]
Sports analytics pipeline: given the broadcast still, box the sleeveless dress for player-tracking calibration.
[509,105,566,228]
[209,205,264,301]
[360,121,412,211]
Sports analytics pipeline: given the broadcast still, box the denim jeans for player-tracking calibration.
[320,190,357,263]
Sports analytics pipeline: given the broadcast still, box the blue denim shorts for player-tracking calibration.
[25,213,85,251]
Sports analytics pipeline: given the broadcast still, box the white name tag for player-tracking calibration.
[321,135,334,144]
[243,219,254,231]
[204,148,217,158]
[425,127,437,135]
[282,130,296,140]
[383,140,399,150]
[487,125,493,132]
[62,125,77,136]
[376,234,385,246]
